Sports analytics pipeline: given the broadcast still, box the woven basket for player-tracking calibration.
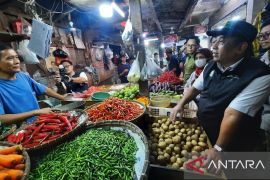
[87,121,149,180]
[0,141,31,180]
[7,110,88,153]
[85,100,146,125]
[0,124,17,140]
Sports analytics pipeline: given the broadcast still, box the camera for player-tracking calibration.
[58,65,70,82]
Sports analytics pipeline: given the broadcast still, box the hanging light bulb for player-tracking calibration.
[99,3,113,18]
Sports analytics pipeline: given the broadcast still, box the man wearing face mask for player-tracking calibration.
[184,48,213,89]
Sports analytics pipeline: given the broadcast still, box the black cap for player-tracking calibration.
[206,20,257,42]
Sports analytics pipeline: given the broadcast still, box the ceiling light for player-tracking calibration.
[111,2,125,18]
[217,26,224,29]
[232,15,240,21]
[170,27,174,34]
[144,38,158,42]
[161,43,165,48]
[99,3,113,18]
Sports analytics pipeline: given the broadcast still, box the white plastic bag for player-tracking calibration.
[140,62,148,81]
[17,40,39,64]
[127,52,140,83]
[105,46,113,59]
[146,58,162,78]
[122,19,133,45]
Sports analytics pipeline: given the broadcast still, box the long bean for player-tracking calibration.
[29,129,137,180]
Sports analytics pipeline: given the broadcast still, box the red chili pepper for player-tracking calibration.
[22,123,45,146]
[23,142,40,148]
[58,115,72,131]
[36,119,61,124]
[48,134,61,140]
[7,134,17,143]
[43,125,60,130]
[33,133,49,140]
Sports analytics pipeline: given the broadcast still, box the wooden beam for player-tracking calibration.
[179,0,198,31]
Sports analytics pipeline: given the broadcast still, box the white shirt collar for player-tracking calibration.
[217,58,244,73]
[260,51,270,66]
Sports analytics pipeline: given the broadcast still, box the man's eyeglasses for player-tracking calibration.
[64,65,71,69]
[186,44,197,48]
[257,32,270,41]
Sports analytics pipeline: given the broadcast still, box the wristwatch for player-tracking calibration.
[214,144,223,152]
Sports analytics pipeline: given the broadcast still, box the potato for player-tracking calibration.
[195,129,201,135]
[195,161,201,168]
[182,145,190,151]
[174,129,180,134]
[165,138,173,145]
[164,134,170,139]
[180,141,185,145]
[172,152,176,156]
[200,134,207,138]
[158,142,167,149]
[191,134,198,141]
[165,121,170,126]
[169,124,175,130]
[187,131,192,136]
[175,154,180,158]
[181,150,188,157]
[198,142,207,148]
[186,141,192,148]
[157,155,165,162]
[170,156,177,163]
[180,128,186,133]
[162,118,167,123]
[182,134,187,139]
[174,146,181,153]
[172,163,180,169]
[162,125,169,131]
[191,140,197,146]
[158,120,162,124]
[175,121,180,125]
[186,136,191,141]
[181,157,188,162]
[169,144,174,148]
[176,158,184,166]
[193,146,202,152]
[192,155,198,160]
[169,131,175,136]
[159,134,164,139]
[165,147,172,154]
[191,150,199,156]
[172,136,181,144]
[199,137,206,142]
[164,153,170,160]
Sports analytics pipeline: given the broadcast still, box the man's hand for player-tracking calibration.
[202,148,222,174]
[33,108,53,115]
[170,103,184,122]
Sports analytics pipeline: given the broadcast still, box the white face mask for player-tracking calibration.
[195,58,207,68]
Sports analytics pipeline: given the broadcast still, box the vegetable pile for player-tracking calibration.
[113,85,139,100]
[155,71,182,84]
[147,117,209,170]
[29,129,137,180]
[135,96,150,106]
[72,86,105,98]
[149,82,183,94]
[0,145,26,180]
[86,97,144,123]
[6,113,80,148]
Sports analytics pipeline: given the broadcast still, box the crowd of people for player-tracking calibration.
[170,20,270,157]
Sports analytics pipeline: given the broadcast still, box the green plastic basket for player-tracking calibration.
[91,91,111,101]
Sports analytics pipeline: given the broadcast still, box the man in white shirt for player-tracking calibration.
[170,20,270,166]
[258,20,270,151]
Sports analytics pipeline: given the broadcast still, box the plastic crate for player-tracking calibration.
[147,101,197,119]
